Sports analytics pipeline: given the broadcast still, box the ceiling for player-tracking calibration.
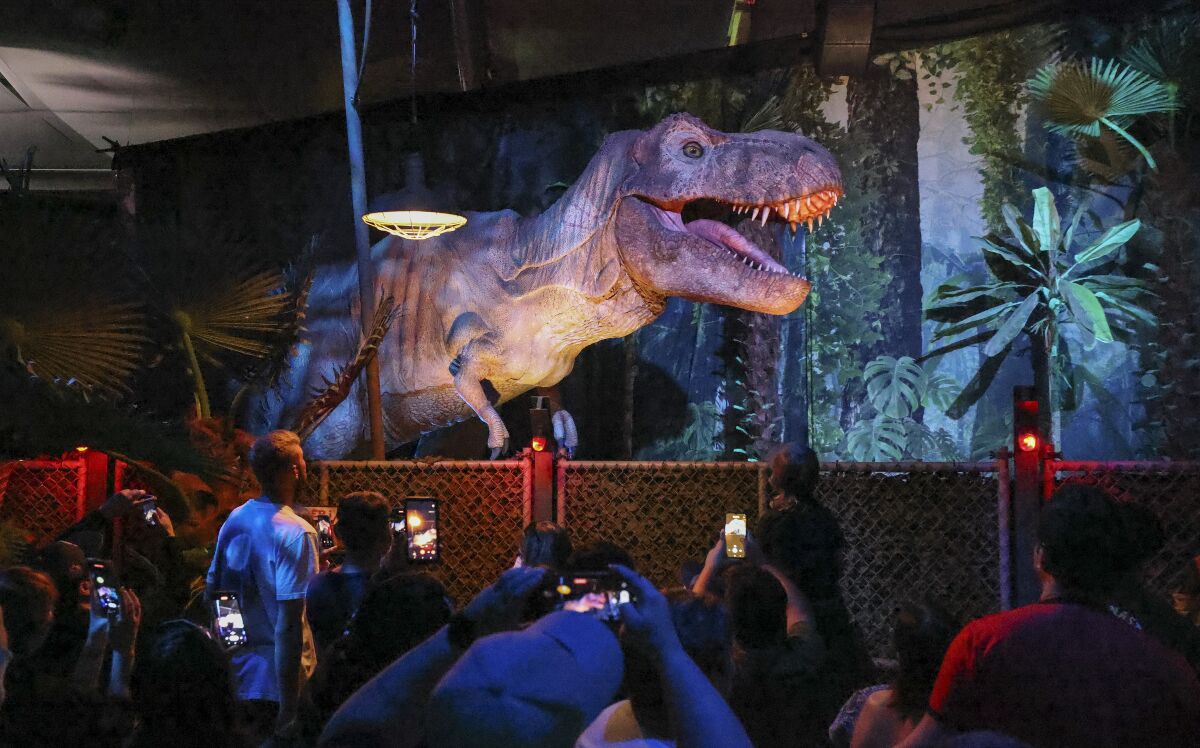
[0,0,1144,191]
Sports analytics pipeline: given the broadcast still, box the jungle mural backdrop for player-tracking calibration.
[2,10,1198,470]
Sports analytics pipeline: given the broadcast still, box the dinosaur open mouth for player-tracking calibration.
[639,188,842,275]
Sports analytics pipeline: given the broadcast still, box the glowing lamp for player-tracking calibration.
[406,511,423,530]
[74,445,89,453]
[1018,433,1039,452]
[362,153,466,241]
[531,436,548,452]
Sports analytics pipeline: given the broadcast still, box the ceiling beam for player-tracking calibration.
[816,0,876,77]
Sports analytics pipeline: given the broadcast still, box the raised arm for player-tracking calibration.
[612,564,753,748]
[319,566,546,748]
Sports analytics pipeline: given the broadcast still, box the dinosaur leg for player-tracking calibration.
[453,352,510,459]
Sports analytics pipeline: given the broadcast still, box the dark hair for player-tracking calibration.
[0,566,58,655]
[521,521,573,569]
[248,429,301,487]
[566,540,635,572]
[310,572,452,719]
[33,540,85,612]
[890,601,958,720]
[766,443,820,501]
[335,492,391,553]
[130,620,244,747]
[723,564,786,649]
[1039,484,1156,597]
[626,589,731,730]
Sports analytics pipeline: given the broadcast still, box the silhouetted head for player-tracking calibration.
[1038,484,1160,598]
[724,564,787,649]
[521,521,573,570]
[336,491,392,557]
[567,540,636,573]
[766,442,820,501]
[891,600,959,720]
[0,566,57,656]
[131,620,239,742]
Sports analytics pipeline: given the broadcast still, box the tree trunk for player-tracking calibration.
[846,69,924,365]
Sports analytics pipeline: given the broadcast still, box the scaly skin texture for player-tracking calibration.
[259,114,842,458]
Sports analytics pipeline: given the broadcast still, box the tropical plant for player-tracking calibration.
[1029,58,1178,170]
[924,187,1153,445]
[126,224,308,420]
[636,401,722,461]
[845,355,959,461]
[0,193,146,398]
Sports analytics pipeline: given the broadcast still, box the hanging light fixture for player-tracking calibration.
[361,0,466,240]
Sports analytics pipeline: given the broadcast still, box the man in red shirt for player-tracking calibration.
[898,485,1200,747]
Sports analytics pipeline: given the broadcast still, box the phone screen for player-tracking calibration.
[314,515,335,549]
[389,506,405,535]
[404,498,439,562]
[88,559,122,616]
[142,498,159,526]
[724,513,747,558]
[550,573,634,622]
[212,592,247,648]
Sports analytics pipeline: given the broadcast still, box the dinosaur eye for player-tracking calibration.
[682,141,704,158]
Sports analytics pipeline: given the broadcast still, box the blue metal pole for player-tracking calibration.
[336,0,386,459]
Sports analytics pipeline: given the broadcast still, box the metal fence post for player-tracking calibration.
[995,448,1012,611]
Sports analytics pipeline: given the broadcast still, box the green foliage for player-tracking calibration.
[920,28,1053,233]
[636,401,722,461]
[1029,58,1178,169]
[845,355,961,461]
[926,188,1153,430]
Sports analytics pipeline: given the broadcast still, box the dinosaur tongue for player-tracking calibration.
[684,219,788,273]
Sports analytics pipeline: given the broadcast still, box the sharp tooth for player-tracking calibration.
[807,218,814,232]
[760,206,771,226]
[751,207,760,221]
[818,214,823,228]
[781,202,790,219]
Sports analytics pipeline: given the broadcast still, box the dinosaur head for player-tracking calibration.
[614,113,841,314]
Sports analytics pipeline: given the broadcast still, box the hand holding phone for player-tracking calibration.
[87,559,122,618]
[140,497,159,526]
[404,498,439,562]
[548,571,636,622]
[212,592,248,648]
[314,514,336,550]
[724,513,747,559]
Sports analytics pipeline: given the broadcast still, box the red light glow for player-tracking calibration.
[531,436,547,452]
[74,445,89,453]
[1018,433,1039,452]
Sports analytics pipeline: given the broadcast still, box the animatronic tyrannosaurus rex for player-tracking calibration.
[263,113,842,459]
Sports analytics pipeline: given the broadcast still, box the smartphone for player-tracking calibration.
[724,513,747,559]
[141,497,159,526]
[548,572,636,622]
[389,506,406,536]
[404,497,439,562]
[314,514,335,549]
[88,559,122,617]
[212,591,248,648]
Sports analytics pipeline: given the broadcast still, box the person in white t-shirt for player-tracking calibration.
[207,429,318,742]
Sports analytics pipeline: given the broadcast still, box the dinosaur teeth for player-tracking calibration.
[781,202,791,219]
[751,207,760,221]
[807,218,814,232]
[760,206,770,226]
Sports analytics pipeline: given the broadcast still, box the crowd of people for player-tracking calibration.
[0,429,1197,747]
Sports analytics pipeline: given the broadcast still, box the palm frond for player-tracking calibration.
[1029,58,1177,168]
[740,95,786,133]
[2,303,147,394]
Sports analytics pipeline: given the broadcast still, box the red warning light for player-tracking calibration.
[1018,432,1039,452]
[531,436,547,452]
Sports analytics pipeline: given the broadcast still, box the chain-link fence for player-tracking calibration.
[817,462,1005,659]
[305,458,530,605]
[557,459,1006,659]
[1048,460,1200,603]
[0,459,87,543]
[557,460,765,590]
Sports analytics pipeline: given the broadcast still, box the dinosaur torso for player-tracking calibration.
[261,114,841,458]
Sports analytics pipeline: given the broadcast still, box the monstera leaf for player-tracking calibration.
[846,415,907,461]
[1029,58,1178,169]
[864,356,926,419]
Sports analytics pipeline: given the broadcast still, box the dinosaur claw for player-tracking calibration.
[489,437,511,460]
